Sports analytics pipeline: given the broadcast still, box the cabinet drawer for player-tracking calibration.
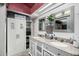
[57,49,73,56]
[44,43,59,55]
[44,43,72,56]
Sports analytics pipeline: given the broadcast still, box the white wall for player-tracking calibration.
[74,4,79,42]
[33,3,79,40]
[0,4,6,56]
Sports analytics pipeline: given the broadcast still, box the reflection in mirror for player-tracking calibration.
[64,10,71,16]
[54,16,71,32]
[55,18,67,30]
[39,18,45,31]
[55,12,63,18]
[54,6,74,33]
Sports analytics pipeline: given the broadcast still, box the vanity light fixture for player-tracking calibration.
[64,10,71,16]
[55,12,63,18]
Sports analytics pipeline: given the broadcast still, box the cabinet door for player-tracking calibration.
[36,52,42,56]
[44,43,72,56]
[30,41,35,56]
[36,41,42,53]
[43,50,54,56]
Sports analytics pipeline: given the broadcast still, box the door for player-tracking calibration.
[30,40,35,56]
[7,18,26,56]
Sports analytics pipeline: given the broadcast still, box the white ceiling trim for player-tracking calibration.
[31,3,65,19]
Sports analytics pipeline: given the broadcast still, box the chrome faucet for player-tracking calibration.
[70,37,76,44]
[45,33,55,39]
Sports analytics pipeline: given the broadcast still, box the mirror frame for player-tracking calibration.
[39,17,45,31]
[53,6,74,33]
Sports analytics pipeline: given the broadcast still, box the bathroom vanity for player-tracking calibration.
[29,37,79,56]
[29,4,79,56]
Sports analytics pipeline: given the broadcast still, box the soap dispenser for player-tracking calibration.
[73,40,79,48]
[73,35,79,48]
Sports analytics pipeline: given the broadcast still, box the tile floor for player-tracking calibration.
[13,49,30,56]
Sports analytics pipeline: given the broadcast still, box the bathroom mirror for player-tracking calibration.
[39,18,45,31]
[53,6,74,33]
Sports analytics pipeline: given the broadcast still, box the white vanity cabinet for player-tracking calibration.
[30,39,54,56]
[30,38,43,56]
[30,39,36,56]
[43,43,73,56]
[36,41,43,56]
[30,37,73,56]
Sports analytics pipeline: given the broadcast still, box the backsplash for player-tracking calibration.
[53,32,74,39]
[37,31,74,40]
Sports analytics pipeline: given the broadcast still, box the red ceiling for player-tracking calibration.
[23,3,35,8]
[8,3,43,14]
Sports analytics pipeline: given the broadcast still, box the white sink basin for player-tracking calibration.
[50,42,68,47]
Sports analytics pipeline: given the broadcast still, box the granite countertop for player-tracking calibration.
[31,36,79,56]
